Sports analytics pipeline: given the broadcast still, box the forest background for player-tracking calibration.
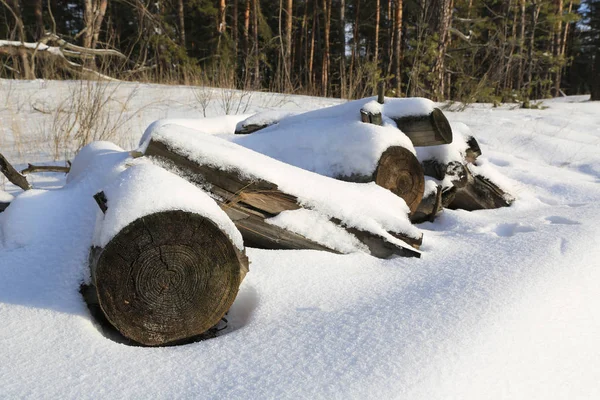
[1,0,599,103]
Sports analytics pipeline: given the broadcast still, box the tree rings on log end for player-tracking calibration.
[374,146,425,214]
[93,210,248,346]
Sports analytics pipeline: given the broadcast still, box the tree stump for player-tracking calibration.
[373,146,425,214]
[90,210,248,346]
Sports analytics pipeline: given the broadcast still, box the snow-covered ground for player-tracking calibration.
[1,80,599,399]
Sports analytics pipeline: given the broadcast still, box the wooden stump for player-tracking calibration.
[373,146,425,214]
[90,210,249,346]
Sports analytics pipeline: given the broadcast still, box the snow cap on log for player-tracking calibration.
[93,163,244,250]
[67,141,131,187]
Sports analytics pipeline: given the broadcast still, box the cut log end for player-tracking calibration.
[374,146,425,215]
[393,108,453,147]
[92,210,248,346]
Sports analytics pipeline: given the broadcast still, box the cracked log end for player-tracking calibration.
[90,210,248,346]
[374,146,425,215]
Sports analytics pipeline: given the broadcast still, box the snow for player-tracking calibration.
[0,190,13,202]
[1,82,600,399]
[94,163,244,250]
[235,110,299,131]
[149,125,421,247]
[382,96,435,118]
[266,209,369,254]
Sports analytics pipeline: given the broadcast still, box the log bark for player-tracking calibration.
[392,108,453,147]
[0,152,31,191]
[90,208,249,346]
[145,139,421,258]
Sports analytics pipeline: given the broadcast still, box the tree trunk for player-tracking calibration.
[554,0,564,96]
[430,0,452,101]
[144,140,422,258]
[517,0,526,90]
[322,0,332,96]
[177,0,186,47]
[253,0,260,85]
[374,0,380,66]
[285,0,293,89]
[31,0,44,40]
[394,0,403,96]
[90,207,249,346]
[219,0,227,34]
[527,2,541,93]
[309,0,317,88]
[339,0,346,98]
[592,48,600,101]
[244,0,250,56]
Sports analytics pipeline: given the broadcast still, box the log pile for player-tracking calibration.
[0,97,516,347]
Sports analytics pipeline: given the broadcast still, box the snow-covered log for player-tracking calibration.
[89,164,249,346]
[391,108,453,147]
[142,130,423,258]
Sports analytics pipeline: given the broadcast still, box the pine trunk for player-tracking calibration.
[394,0,403,96]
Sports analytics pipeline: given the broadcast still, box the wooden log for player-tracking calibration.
[447,167,513,211]
[0,152,31,191]
[411,184,442,224]
[392,108,453,147]
[373,146,425,214]
[145,139,421,258]
[90,209,249,346]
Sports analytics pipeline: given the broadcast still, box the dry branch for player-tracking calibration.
[20,163,70,175]
[0,152,31,191]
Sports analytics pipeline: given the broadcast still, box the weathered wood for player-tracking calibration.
[448,167,513,211]
[465,135,482,163]
[90,209,249,346]
[360,109,383,125]
[145,139,421,258]
[235,123,270,135]
[411,185,443,224]
[392,108,453,147]
[373,146,425,214]
[223,202,338,253]
[0,152,31,191]
[20,164,70,175]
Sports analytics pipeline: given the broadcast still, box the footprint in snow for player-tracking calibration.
[492,223,536,237]
[545,216,580,225]
[488,157,511,167]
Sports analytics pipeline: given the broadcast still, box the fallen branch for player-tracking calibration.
[20,163,70,175]
[0,152,31,191]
